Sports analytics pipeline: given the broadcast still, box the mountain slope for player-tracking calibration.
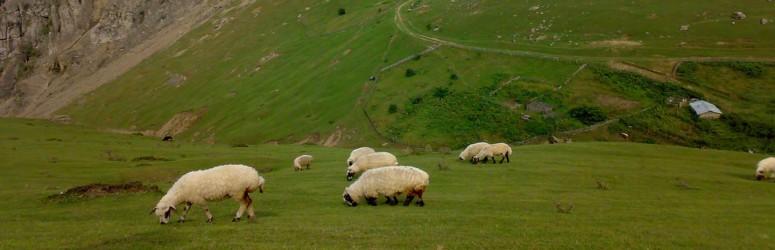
[52,0,775,152]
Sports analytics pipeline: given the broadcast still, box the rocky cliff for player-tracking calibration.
[0,0,234,118]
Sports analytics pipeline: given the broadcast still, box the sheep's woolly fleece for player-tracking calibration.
[153,164,264,224]
[756,157,775,180]
[347,147,376,166]
[294,155,313,171]
[346,152,399,180]
[459,142,489,161]
[343,166,429,206]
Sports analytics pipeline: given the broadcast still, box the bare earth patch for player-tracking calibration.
[586,40,643,48]
[47,181,161,201]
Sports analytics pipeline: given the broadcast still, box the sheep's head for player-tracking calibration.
[757,170,765,180]
[343,191,357,207]
[346,169,355,181]
[150,205,176,224]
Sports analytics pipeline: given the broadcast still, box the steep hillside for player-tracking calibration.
[46,0,775,152]
[0,0,234,117]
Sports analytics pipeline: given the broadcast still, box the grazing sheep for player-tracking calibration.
[294,155,314,171]
[755,157,775,181]
[343,166,429,207]
[347,147,376,166]
[150,164,265,224]
[473,143,512,164]
[346,152,399,181]
[458,142,489,163]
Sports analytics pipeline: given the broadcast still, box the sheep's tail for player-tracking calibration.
[247,176,265,193]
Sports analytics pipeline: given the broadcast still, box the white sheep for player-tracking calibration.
[346,152,399,181]
[473,143,512,164]
[150,164,265,224]
[347,147,376,166]
[756,157,775,181]
[294,155,314,171]
[458,142,489,163]
[343,166,429,207]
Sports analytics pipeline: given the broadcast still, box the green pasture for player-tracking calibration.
[1,118,773,249]
[402,0,775,59]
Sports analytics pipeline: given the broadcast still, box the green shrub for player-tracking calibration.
[388,104,398,114]
[405,68,416,77]
[568,105,606,125]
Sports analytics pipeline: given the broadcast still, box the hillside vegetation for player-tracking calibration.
[1,118,773,248]
[55,0,775,153]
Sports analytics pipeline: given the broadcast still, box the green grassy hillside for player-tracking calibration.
[1,118,773,248]
[57,0,775,153]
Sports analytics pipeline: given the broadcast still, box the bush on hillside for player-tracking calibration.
[568,105,606,125]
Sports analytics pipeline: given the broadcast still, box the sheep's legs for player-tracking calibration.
[306,164,311,170]
[177,202,193,223]
[201,204,213,223]
[490,156,496,164]
[499,153,509,163]
[403,195,415,206]
[365,196,378,206]
[415,189,425,207]
[384,196,398,206]
[405,188,426,206]
[233,192,254,222]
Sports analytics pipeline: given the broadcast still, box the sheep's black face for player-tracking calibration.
[346,172,354,181]
[757,171,765,180]
[348,161,354,166]
[152,206,176,224]
[343,193,357,207]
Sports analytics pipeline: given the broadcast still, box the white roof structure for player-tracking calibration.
[689,100,722,115]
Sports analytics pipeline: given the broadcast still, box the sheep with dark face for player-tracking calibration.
[458,142,489,164]
[472,143,512,164]
[756,157,775,181]
[150,164,265,224]
[346,152,398,181]
[347,147,376,166]
[343,166,429,207]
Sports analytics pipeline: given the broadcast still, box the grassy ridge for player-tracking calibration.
[1,118,774,248]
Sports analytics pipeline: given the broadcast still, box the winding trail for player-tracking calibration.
[393,1,775,63]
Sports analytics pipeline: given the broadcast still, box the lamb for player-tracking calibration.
[150,164,265,224]
[755,157,775,181]
[343,166,429,207]
[472,143,512,164]
[458,142,489,163]
[294,155,314,171]
[346,152,399,181]
[347,147,376,166]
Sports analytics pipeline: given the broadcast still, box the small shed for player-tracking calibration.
[689,100,722,119]
[526,102,553,113]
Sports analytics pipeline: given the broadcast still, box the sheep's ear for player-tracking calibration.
[149,208,157,215]
[169,206,176,212]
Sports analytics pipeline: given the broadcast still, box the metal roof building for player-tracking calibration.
[689,100,722,119]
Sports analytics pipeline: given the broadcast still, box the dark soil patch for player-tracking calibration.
[47,181,162,201]
[131,156,172,162]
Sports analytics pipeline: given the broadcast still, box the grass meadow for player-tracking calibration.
[1,118,773,249]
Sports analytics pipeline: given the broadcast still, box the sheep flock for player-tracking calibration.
[148,141,772,224]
